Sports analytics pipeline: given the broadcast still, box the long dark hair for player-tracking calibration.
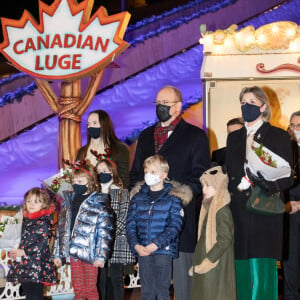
[96,159,123,191]
[79,110,122,160]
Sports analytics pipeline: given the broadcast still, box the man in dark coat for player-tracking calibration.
[130,85,211,300]
[283,110,300,300]
[211,117,244,166]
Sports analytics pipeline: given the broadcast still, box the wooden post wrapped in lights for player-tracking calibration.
[0,0,131,168]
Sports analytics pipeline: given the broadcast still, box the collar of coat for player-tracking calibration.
[130,181,193,206]
[24,204,55,219]
[238,121,270,143]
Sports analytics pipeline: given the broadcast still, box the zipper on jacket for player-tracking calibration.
[70,193,94,239]
[147,200,155,243]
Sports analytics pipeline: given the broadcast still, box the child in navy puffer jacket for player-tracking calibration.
[126,155,192,300]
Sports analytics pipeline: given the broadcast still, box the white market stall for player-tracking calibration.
[200,21,300,153]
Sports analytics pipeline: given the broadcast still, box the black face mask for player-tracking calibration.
[98,173,113,184]
[156,104,172,122]
[72,184,88,195]
[88,127,101,139]
[241,103,262,122]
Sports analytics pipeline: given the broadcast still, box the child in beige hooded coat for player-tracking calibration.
[189,165,236,300]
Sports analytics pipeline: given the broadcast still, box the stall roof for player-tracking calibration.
[200,21,300,80]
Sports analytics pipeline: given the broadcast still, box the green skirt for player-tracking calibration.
[235,258,278,300]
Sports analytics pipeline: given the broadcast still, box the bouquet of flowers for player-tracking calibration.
[0,207,23,251]
[238,141,291,191]
[43,168,72,198]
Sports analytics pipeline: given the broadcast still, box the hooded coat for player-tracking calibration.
[191,166,236,300]
[126,181,192,258]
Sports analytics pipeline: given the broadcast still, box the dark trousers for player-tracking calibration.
[21,282,44,300]
[138,255,172,300]
[172,251,193,300]
[283,212,300,300]
[98,263,124,300]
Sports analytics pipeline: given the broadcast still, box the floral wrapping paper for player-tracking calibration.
[43,168,72,198]
[247,141,291,181]
[0,209,23,251]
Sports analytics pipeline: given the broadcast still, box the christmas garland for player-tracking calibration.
[127,0,237,46]
[126,0,235,33]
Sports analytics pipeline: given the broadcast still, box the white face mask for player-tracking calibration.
[144,173,161,186]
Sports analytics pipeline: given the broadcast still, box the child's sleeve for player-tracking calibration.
[115,189,130,236]
[206,207,234,263]
[23,217,52,257]
[94,205,115,262]
[152,196,183,249]
[126,196,139,255]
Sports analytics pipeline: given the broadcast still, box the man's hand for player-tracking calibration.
[94,260,105,268]
[145,243,158,254]
[135,245,150,256]
[288,201,300,214]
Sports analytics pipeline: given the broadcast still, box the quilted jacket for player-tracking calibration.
[52,191,115,265]
[126,181,192,258]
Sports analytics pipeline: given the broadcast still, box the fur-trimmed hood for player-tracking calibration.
[197,166,231,270]
[130,181,193,206]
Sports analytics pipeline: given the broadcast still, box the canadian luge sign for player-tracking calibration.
[0,0,130,80]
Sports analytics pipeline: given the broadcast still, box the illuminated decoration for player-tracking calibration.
[200,21,300,78]
[200,21,300,54]
[0,0,130,80]
[0,0,130,168]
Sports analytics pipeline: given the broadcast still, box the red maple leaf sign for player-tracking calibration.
[0,0,130,80]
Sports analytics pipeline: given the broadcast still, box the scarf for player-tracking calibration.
[154,116,181,153]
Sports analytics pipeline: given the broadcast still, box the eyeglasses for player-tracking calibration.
[290,123,300,130]
[154,100,180,106]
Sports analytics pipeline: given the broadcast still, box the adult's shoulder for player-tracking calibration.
[267,123,289,138]
[179,119,207,136]
[116,141,129,148]
[139,124,156,136]
[115,141,129,153]
[227,126,245,143]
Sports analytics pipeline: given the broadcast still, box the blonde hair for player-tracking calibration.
[239,86,271,121]
[143,155,169,174]
[23,187,51,212]
[96,159,123,190]
[72,163,100,193]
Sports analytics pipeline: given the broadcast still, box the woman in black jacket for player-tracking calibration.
[226,86,293,300]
